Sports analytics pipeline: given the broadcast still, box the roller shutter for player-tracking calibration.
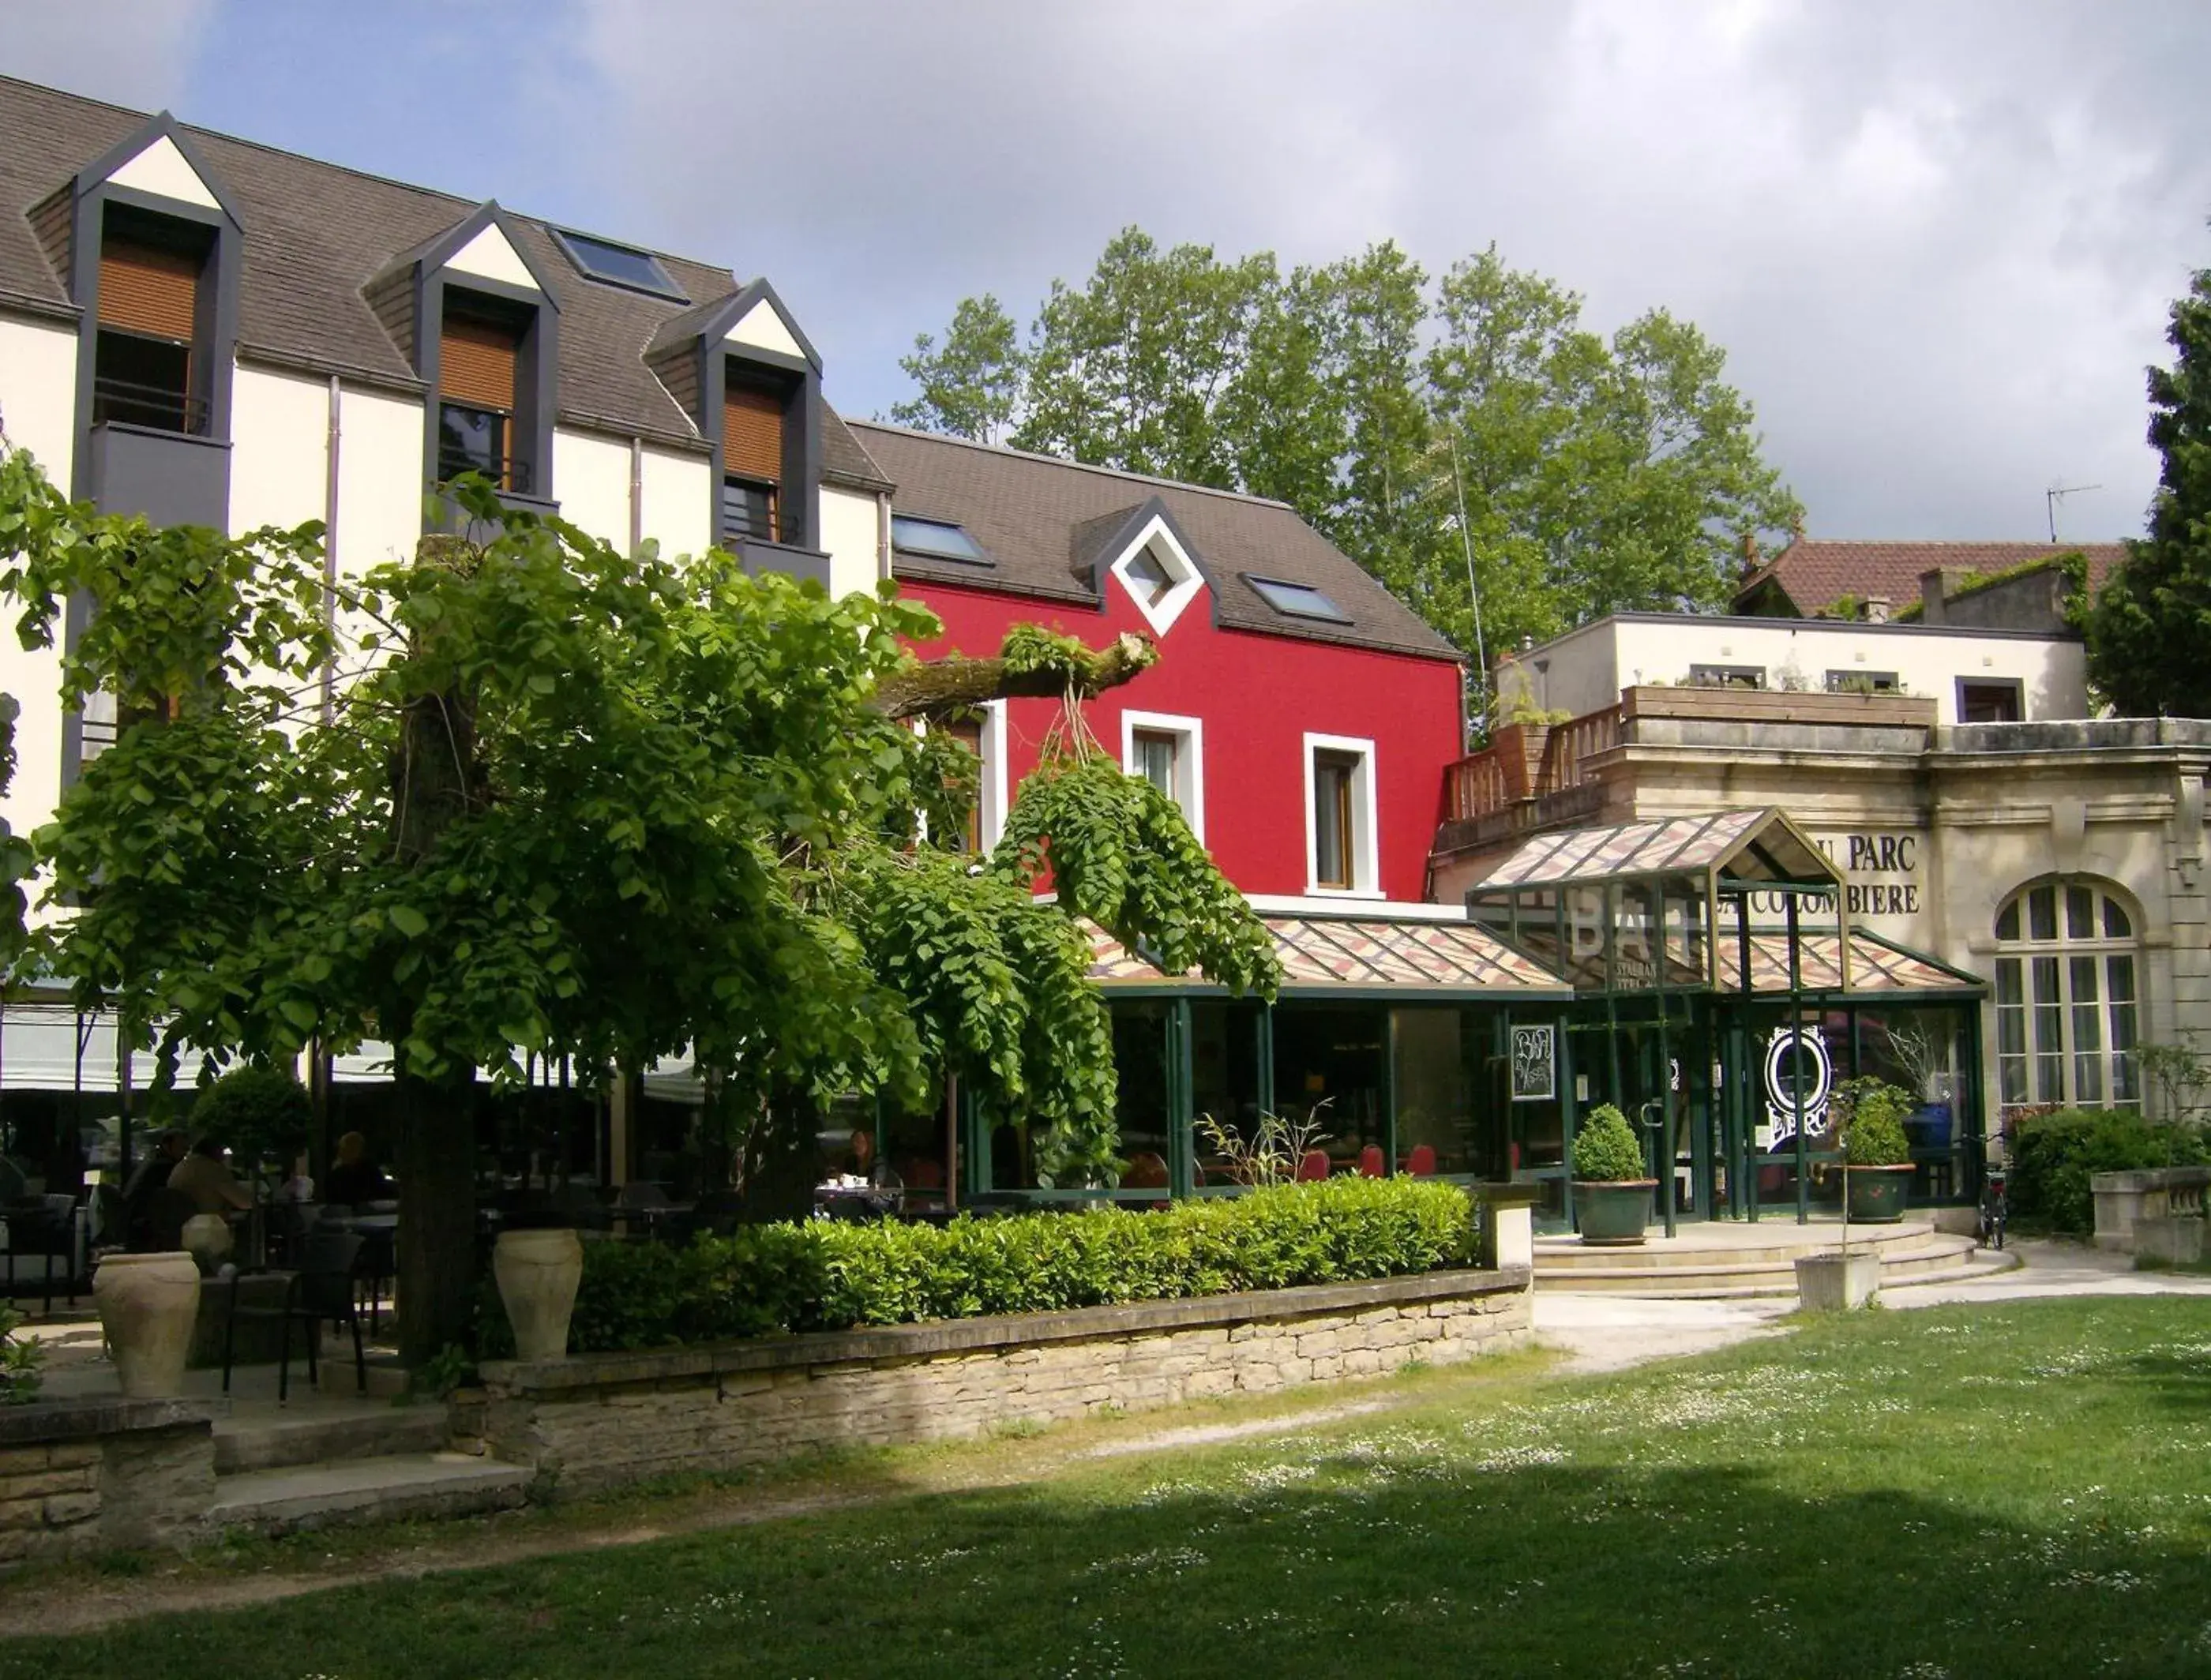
[99,238,199,341]
[440,316,519,412]
[723,384,784,484]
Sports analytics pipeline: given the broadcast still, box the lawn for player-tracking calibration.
[6,1298,2209,1678]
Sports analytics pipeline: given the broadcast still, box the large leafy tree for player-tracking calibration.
[892,231,1801,703]
[0,450,1275,1362]
[2081,261,2211,716]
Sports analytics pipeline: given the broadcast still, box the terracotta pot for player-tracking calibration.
[494,1227,583,1361]
[93,1251,201,1398]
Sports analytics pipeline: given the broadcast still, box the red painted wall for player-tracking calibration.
[902,578,1464,902]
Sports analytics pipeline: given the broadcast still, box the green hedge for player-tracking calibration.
[2009,1108,2210,1236]
[481,1177,1481,1357]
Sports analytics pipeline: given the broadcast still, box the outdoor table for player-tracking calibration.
[814,1181,900,1222]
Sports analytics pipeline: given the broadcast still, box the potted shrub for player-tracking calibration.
[1841,1078,1915,1224]
[1571,1104,1656,1245]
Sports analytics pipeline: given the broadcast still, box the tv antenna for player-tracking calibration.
[2045,482,2100,543]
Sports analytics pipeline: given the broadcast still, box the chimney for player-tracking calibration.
[1918,568,1946,626]
[1740,531,1760,579]
[1864,595,1891,624]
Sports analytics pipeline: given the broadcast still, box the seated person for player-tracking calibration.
[166,1136,253,1216]
[325,1131,394,1207]
[837,1127,878,1180]
[121,1129,190,1243]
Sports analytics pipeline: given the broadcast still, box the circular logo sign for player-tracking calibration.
[1762,1027,1834,1143]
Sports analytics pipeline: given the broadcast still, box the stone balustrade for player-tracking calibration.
[2091,1165,2209,1253]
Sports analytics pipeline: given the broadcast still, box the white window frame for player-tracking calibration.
[1992,876,2142,1115]
[1106,515,1206,637]
[1120,710,1206,842]
[1302,732,1380,898]
[918,700,1008,853]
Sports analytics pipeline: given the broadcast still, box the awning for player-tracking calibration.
[1087,915,1574,1000]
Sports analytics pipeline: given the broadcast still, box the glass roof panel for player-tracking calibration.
[892,515,992,565]
[1473,809,1834,891]
[1087,916,1571,996]
[1245,575,1353,624]
[550,228,688,301]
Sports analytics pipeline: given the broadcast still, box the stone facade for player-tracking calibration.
[1434,687,2211,1140]
[0,1398,216,1564]
[468,1267,1533,1498]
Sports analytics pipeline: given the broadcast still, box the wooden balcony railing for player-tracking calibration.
[1443,702,1622,823]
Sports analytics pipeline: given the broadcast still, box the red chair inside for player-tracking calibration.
[1357,1145,1386,1179]
[1124,1151,1169,1189]
[902,1157,944,1191]
[1404,1144,1437,1177]
[1295,1149,1330,1182]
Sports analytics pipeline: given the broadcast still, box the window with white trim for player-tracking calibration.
[1304,733,1378,895]
[1121,711,1204,842]
[926,703,1007,854]
[1993,879,2141,1114]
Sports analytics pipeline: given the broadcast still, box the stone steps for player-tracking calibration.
[206,1451,530,1536]
[1537,1234,2016,1298]
[1534,1221,1935,1272]
[213,1401,449,1474]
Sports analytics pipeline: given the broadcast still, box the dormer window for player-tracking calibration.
[1121,546,1174,607]
[92,211,210,436]
[437,297,529,492]
[721,369,790,546]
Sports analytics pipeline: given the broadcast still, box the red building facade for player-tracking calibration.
[852,423,1465,903]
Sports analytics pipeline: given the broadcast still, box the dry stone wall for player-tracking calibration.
[0,1399,216,1565]
[469,1266,1532,1498]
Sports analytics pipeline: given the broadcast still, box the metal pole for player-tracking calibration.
[1447,434,1490,729]
[1788,894,1808,1225]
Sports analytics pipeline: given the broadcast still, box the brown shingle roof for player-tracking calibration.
[0,75,887,488]
[852,422,1458,662]
[1736,538,2127,616]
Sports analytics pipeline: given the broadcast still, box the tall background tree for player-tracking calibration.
[2081,260,2211,716]
[889,230,1803,711]
[0,452,1275,1363]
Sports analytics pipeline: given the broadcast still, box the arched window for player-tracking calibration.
[1993,879,2140,1113]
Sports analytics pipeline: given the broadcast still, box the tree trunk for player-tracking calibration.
[741,1082,823,1224]
[873,631,1157,720]
[395,1072,478,1367]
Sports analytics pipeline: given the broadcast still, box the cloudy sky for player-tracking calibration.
[8,0,2208,542]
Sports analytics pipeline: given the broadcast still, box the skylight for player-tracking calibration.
[1246,575,1352,624]
[550,228,688,302]
[892,515,991,565]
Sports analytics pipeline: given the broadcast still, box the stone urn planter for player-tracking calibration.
[1844,1163,1913,1224]
[180,1212,235,1273]
[1573,1180,1657,1245]
[1796,1251,1881,1311]
[494,1226,584,1360]
[92,1251,201,1397]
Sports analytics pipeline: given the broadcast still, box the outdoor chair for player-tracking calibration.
[1295,1149,1330,1183]
[693,1189,745,1236]
[1357,1146,1386,1179]
[221,1228,366,1404]
[3,1195,79,1313]
[1403,1145,1437,1177]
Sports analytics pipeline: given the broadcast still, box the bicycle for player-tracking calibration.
[1977,1164,2008,1251]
